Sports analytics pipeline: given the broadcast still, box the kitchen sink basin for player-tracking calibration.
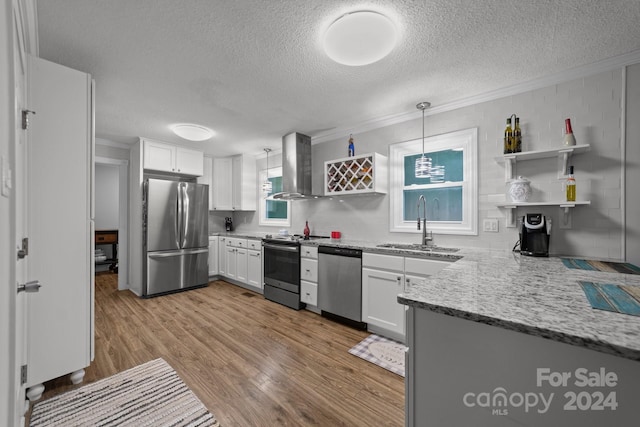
[376,243,460,253]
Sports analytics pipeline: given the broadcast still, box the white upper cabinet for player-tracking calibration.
[211,154,256,211]
[212,157,233,210]
[142,138,203,176]
[197,156,214,210]
[232,154,257,211]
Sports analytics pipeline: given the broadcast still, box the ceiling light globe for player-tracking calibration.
[323,11,397,66]
[170,123,214,141]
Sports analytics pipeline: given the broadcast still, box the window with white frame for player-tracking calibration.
[259,166,291,226]
[389,128,477,235]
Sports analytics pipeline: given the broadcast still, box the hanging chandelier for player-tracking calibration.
[262,148,273,194]
[415,102,432,178]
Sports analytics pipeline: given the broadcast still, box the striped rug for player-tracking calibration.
[30,358,220,427]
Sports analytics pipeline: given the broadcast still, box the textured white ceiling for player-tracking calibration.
[36,0,640,156]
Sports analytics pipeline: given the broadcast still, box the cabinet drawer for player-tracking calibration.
[301,280,318,306]
[300,258,318,282]
[363,252,403,271]
[404,257,450,277]
[95,230,118,244]
[301,245,318,259]
[227,237,247,248]
[247,239,261,250]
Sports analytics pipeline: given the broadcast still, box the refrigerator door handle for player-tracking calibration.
[176,182,183,248]
[148,248,209,258]
[181,183,190,248]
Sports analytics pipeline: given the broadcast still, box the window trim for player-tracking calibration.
[258,167,291,227]
[389,127,478,235]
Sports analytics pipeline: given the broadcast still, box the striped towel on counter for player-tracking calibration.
[562,258,640,274]
[579,281,640,316]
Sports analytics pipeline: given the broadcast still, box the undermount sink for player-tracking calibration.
[376,243,460,253]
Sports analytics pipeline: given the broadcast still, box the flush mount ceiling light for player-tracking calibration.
[323,11,397,66]
[170,123,214,141]
[415,102,432,178]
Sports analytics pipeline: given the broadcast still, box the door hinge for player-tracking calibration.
[17,237,28,259]
[21,365,27,385]
[21,110,36,130]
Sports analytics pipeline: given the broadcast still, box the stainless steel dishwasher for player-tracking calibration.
[318,246,366,329]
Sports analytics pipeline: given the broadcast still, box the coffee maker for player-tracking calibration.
[225,217,233,232]
[520,213,551,257]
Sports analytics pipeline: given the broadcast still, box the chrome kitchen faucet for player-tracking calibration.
[417,195,433,246]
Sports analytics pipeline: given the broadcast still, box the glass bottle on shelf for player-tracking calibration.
[563,118,576,146]
[514,117,522,153]
[503,118,513,154]
[565,166,576,202]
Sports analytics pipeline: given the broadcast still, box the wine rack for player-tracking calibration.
[324,152,387,195]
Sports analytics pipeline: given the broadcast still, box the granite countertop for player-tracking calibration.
[394,248,640,361]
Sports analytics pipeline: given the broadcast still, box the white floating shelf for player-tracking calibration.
[496,201,591,208]
[495,144,591,181]
[496,201,591,228]
[494,144,591,164]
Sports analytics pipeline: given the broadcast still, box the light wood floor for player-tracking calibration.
[36,273,404,426]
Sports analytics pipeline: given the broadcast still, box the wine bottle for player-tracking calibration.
[348,134,355,157]
[563,118,576,146]
[514,117,522,153]
[566,166,576,202]
[503,118,513,154]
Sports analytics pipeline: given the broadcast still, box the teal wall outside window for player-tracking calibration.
[265,176,287,219]
[403,149,464,221]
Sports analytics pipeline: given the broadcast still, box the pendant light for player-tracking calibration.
[415,102,432,178]
[262,148,273,194]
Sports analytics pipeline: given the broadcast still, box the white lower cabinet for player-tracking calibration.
[225,246,238,280]
[247,248,262,291]
[236,248,248,283]
[218,237,227,276]
[362,252,452,342]
[362,266,405,338]
[218,237,262,292]
[208,236,218,276]
[300,245,319,307]
[301,280,318,306]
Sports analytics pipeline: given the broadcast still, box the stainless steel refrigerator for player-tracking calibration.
[143,178,209,296]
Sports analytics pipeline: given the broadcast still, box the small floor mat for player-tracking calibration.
[579,281,640,317]
[562,258,640,274]
[348,334,407,377]
[30,358,219,427]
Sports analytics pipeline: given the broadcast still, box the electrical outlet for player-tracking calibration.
[483,218,499,232]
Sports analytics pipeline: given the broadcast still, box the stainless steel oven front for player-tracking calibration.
[262,240,304,310]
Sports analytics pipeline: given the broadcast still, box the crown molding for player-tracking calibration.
[311,49,640,144]
[96,138,133,150]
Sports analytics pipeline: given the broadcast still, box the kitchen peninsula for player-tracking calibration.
[399,249,640,426]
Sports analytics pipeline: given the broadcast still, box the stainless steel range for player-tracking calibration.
[262,235,326,310]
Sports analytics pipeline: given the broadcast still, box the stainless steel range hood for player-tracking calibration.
[272,132,322,200]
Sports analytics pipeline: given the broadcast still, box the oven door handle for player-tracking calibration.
[263,243,299,252]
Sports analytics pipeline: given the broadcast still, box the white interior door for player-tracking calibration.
[12,3,29,423]
[25,55,93,393]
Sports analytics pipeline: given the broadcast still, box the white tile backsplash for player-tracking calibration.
[231,67,632,260]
